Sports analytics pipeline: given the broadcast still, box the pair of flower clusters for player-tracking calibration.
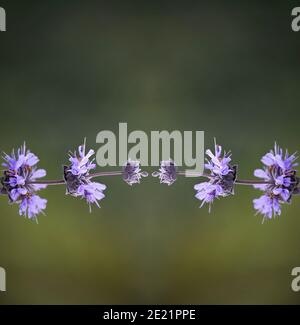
[0,140,299,222]
[153,141,299,221]
[0,141,147,220]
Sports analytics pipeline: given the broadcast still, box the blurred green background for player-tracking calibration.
[0,0,300,304]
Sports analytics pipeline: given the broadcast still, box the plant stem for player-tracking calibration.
[177,171,272,185]
[26,171,298,187]
[234,179,270,185]
[89,171,123,179]
[28,179,65,186]
[27,171,123,186]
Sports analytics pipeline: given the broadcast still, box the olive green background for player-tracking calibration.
[0,1,299,304]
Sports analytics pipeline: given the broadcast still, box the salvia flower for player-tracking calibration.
[123,159,148,185]
[194,140,237,211]
[253,143,299,220]
[152,160,177,186]
[0,144,47,220]
[68,141,96,176]
[64,141,106,210]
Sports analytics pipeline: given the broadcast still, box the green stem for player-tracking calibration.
[27,171,123,186]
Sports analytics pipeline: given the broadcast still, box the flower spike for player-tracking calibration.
[194,139,237,212]
[64,140,106,211]
[1,138,298,223]
[0,143,47,220]
[253,143,298,221]
[152,160,177,186]
[122,159,148,186]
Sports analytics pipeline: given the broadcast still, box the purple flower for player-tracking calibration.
[123,159,148,186]
[19,194,47,220]
[68,139,96,176]
[194,140,237,211]
[205,143,232,176]
[194,182,224,212]
[253,194,281,220]
[253,143,299,220]
[76,182,106,209]
[64,141,106,210]
[152,160,177,186]
[0,144,47,220]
